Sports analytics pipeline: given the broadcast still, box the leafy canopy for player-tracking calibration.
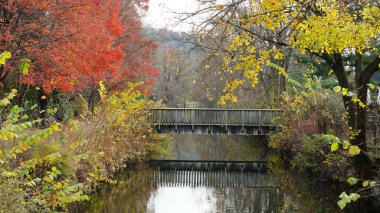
[212,0,380,104]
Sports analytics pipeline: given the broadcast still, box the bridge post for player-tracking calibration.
[241,110,245,134]
[208,109,211,133]
[175,110,178,132]
[224,110,228,133]
[157,109,161,132]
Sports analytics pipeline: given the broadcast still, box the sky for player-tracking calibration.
[143,0,200,32]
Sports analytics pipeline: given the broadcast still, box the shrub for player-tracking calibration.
[0,178,38,212]
[290,135,327,173]
[269,75,352,181]
[0,82,170,211]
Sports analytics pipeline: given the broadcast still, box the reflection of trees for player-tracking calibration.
[269,156,345,212]
[84,165,157,213]
[172,135,268,161]
[213,187,283,213]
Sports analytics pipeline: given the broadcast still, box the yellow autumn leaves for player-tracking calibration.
[292,2,379,54]
[219,32,285,105]
[218,79,244,105]
[216,0,379,105]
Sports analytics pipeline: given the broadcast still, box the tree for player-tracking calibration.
[1,0,157,93]
[1,1,119,91]
[187,0,380,172]
[94,0,159,93]
[1,0,158,117]
[73,0,159,109]
[191,30,291,108]
[154,47,194,106]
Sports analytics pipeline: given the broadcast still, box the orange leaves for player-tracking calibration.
[2,0,157,94]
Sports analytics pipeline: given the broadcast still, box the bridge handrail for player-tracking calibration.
[148,108,283,111]
[148,108,282,126]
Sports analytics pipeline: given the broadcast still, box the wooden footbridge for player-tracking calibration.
[148,108,281,135]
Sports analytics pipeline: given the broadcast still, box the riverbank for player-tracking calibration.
[268,77,380,211]
[268,153,379,212]
[0,85,172,212]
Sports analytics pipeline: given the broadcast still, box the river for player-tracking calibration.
[79,135,355,213]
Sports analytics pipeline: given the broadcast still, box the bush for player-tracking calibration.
[269,76,352,181]
[0,83,170,211]
[321,153,354,182]
[0,178,38,212]
[290,135,326,173]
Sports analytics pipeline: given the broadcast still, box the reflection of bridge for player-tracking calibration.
[148,160,280,188]
[153,170,280,188]
[148,108,281,135]
[148,160,268,172]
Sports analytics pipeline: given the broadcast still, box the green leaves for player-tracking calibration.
[0,51,11,65]
[321,134,361,156]
[0,98,11,106]
[341,88,348,96]
[338,192,361,209]
[367,84,380,90]
[331,142,339,152]
[350,193,360,202]
[333,86,341,93]
[332,86,354,97]
[321,135,332,143]
[18,58,31,75]
[338,179,379,211]
[322,134,339,143]
[337,200,346,209]
[348,146,360,156]
[342,140,350,150]
[347,177,358,185]
[51,123,60,131]
[1,171,18,178]
[322,135,340,152]
[0,89,18,106]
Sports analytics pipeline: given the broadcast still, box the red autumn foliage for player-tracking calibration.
[0,0,158,93]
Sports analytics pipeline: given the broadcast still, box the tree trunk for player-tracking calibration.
[346,94,372,176]
[88,88,96,112]
[329,53,375,176]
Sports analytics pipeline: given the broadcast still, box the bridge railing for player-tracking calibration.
[148,108,282,126]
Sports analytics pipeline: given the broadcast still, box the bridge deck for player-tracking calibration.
[148,108,281,135]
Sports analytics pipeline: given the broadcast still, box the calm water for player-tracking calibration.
[83,168,283,213]
[80,135,347,213]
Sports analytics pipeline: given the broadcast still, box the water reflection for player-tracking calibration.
[81,167,155,213]
[147,186,282,213]
[81,135,351,213]
[213,187,282,213]
[84,168,283,213]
